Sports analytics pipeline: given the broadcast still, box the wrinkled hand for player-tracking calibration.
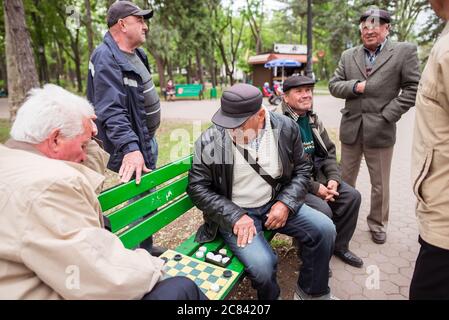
[327,180,339,193]
[356,81,366,94]
[265,201,289,230]
[119,150,151,184]
[316,183,339,202]
[326,180,340,202]
[233,214,257,248]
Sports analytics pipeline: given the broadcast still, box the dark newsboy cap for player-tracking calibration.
[360,8,391,24]
[283,75,315,93]
[107,1,153,28]
[212,84,263,129]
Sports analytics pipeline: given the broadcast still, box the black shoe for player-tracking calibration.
[371,231,387,244]
[150,245,167,257]
[334,249,364,268]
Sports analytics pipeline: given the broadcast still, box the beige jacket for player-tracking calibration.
[0,140,164,299]
[412,22,449,250]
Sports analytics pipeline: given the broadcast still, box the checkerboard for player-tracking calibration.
[160,249,239,300]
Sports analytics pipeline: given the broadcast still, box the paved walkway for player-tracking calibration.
[0,94,419,299]
[326,108,417,300]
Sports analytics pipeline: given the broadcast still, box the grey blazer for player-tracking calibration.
[329,39,420,148]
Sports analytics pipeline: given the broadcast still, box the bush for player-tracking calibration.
[152,73,160,88]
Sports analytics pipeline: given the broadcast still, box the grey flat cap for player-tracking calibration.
[107,1,153,28]
[360,8,391,24]
[283,75,315,92]
[212,84,263,129]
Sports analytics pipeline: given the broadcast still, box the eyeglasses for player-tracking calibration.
[359,22,388,32]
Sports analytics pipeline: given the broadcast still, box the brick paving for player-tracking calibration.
[319,103,418,300]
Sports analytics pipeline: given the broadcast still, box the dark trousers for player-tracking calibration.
[141,277,208,300]
[409,236,449,300]
[304,181,361,251]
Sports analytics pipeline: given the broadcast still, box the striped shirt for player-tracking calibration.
[122,51,161,138]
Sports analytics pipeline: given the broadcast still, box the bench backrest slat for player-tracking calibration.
[98,155,192,211]
[118,195,194,249]
[175,84,203,96]
[107,175,189,233]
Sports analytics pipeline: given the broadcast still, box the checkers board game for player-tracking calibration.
[160,249,239,300]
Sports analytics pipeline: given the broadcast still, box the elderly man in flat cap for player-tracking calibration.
[283,75,363,269]
[87,1,162,254]
[188,83,338,300]
[329,8,420,244]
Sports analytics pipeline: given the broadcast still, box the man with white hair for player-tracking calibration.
[0,84,206,300]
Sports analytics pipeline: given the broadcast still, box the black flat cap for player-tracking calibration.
[360,8,391,24]
[107,1,153,28]
[283,75,315,93]
[212,84,263,129]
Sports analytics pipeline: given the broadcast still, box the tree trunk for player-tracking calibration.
[73,29,83,93]
[84,0,94,57]
[195,49,204,86]
[0,52,8,92]
[54,40,65,86]
[4,0,39,122]
[154,55,166,90]
[186,57,192,83]
[208,57,217,87]
[167,61,173,81]
[31,0,49,84]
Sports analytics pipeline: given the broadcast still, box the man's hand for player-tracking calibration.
[233,215,257,248]
[326,180,340,202]
[265,201,289,230]
[119,150,151,184]
[327,180,339,193]
[316,183,339,202]
[355,81,366,94]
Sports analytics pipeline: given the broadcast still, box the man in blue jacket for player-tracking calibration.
[87,1,161,253]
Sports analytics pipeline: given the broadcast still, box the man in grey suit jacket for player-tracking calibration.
[329,8,420,244]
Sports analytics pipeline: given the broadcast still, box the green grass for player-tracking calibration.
[157,120,211,166]
[270,237,292,249]
[326,128,341,163]
[0,119,10,144]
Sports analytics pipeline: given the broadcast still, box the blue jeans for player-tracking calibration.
[219,202,336,300]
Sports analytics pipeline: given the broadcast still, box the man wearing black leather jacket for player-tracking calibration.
[188,83,337,300]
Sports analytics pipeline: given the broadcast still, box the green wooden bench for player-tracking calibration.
[98,155,273,300]
[175,84,203,100]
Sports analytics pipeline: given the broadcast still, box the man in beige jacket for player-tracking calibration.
[410,0,449,300]
[0,84,205,300]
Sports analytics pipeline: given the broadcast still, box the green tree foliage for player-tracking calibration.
[0,0,442,95]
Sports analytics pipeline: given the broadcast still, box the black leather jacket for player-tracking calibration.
[187,112,312,243]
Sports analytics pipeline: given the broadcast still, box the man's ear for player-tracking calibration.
[47,128,61,151]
